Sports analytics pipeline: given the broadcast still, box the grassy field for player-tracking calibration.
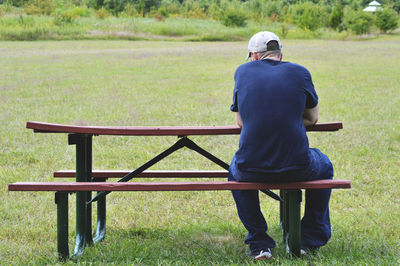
[1,37,399,265]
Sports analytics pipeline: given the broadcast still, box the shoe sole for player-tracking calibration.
[254,255,273,260]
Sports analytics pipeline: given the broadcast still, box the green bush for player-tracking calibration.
[157,0,181,18]
[157,5,168,17]
[53,6,91,25]
[287,2,328,31]
[180,0,205,19]
[120,3,139,17]
[393,1,400,13]
[103,0,125,15]
[1,1,13,13]
[220,8,247,27]
[70,6,92,18]
[375,8,398,33]
[343,9,375,35]
[24,0,55,15]
[87,0,104,10]
[3,0,25,7]
[245,0,283,22]
[265,1,283,20]
[0,5,4,17]
[207,2,222,21]
[186,2,206,19]
[133,0,160,16]
[96,6,109,19]
[344,0,362,10]
[329,1,344,29]
[244,0,266,22]
[54,9,74,24]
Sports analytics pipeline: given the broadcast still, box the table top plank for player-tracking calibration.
[26,121,343,136]
[54,170,229,178]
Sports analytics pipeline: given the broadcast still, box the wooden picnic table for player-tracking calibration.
[8,121,349,259]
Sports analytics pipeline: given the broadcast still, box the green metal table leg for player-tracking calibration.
[69,133,93,257]
[281,190,289,242]
[55,192,69,260]
[93,178,106,243]
[86,189,93,245]
[286,189,302,257]
[74,191,86,257]
[84,136,93,246]
[279,190,283,228]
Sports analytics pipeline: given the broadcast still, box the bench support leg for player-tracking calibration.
[94,178,106,243]
[280,191,283,229]
[84,136,93,247]
[69,133,93,257]
[74,190,87,256]
[284,189,302,257]
[55,192,69,260]
[280,190,289,241]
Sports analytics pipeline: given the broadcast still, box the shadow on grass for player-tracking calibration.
[33,224,400,265]
[82,226,248,264]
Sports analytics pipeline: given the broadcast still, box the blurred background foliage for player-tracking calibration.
[0,0,399,40]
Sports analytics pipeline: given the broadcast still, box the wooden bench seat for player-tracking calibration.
[9,179,351,260]
[9,179,351,191]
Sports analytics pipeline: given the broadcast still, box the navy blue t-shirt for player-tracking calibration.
[230,59,318,175]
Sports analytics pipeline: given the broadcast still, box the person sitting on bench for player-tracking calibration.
[228,31,334,260]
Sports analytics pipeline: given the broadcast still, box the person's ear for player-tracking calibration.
[252,52,259,61]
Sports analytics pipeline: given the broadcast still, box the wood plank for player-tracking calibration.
[27,122,240,135]
[9,180,351,191]
[26,121,343,136]
[306,122,343,131]
[54,170,229,178]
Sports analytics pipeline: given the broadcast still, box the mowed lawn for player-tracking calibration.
[1,38,399,265]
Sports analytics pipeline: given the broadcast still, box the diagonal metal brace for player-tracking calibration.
[88,137,282,204]
[88,137,188,204]
[183,137,230,170]
[260,189,283,202]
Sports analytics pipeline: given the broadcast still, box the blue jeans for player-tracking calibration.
[228,148,334,254]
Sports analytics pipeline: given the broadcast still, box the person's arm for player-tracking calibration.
[302,104,319,126]
[234,112,243,128]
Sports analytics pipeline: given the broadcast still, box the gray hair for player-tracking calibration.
[257,50,281,60]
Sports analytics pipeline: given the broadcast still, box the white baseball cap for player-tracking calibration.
[245,31,282,61]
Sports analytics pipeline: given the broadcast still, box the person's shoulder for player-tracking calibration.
[236,61,254,71]
[282,61,312,79]
[234,61,255,76]
[282,61,310,73]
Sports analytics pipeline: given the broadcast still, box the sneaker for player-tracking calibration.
[300,247,319,256]
[253,249,273,260]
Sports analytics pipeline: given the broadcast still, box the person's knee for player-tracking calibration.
[323,159,334,180]
[311,148,334,180]
[228,171,235,181]
[327,163,334,180]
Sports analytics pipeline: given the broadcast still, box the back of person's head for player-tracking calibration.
[246,31,282,61]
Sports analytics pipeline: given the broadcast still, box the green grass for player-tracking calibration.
[1,37,400,264]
